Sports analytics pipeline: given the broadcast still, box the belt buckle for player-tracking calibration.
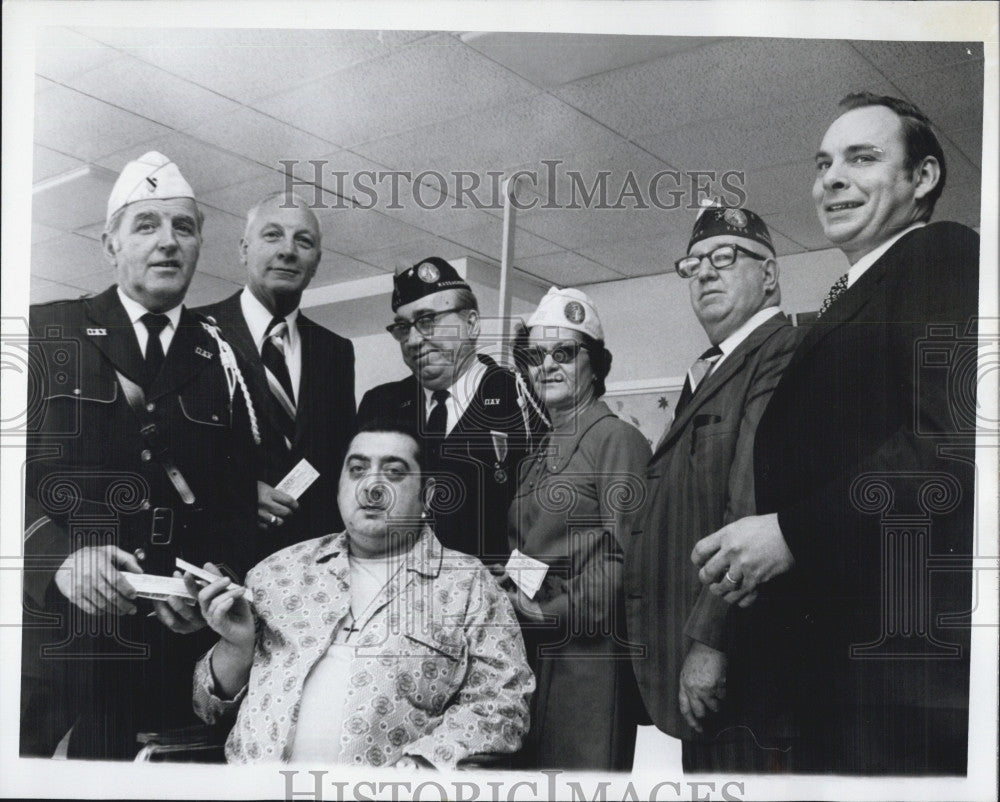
[150,507,173,545]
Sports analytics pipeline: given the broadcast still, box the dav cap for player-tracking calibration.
[527,286,604,341]
[106,151,196,226]
[688,204,774,255]
[392,257,471,311]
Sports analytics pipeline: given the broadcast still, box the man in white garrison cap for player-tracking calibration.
[21,152,261,760]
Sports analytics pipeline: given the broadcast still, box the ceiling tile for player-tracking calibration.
[183,272,245,308]
[763,203,835,252]
[200,172,301,219]
[554,39,893,140]
[255,33,538,149]
[185,106,338,171]
[33,80,173,162]
[460,32,716,88]
[312,205,431,255]
[32,166,116,230]
[932,151,982,230]
[30,275,91,304]
[31,233,107,282]
[445,216,565,262]
[850,40,984,79]
[889,59,985,134]
[35,27,124,84]
[191,208,251,283]
[80,27,432,105]
[95,132,270,197]
[66,55,242,130]
[735,161,816,217]
[312,251,389,285]
[578,232,679,278]
[33,146,86,183]
[32,224,64,245]
[944,125,984,168]
[353,235,463,274]
[515,251,623,286]
[516,200,669,253]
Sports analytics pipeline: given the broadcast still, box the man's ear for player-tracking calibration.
[101,231,117,267]
[239,237,249,265]
[465,309,481,339]
[761,256,779,295]
[422,477,437,514]
[912,155,941,201]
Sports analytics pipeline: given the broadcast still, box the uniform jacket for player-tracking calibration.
[507,400,650,770]
[624,313,800,742]
[195,291,357,551]
[22,284,258,758]
[750,221,979,773]
[357,355,545,561]
[193,528,535,768]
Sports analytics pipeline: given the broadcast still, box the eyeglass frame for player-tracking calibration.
[519,340,593,367]
[385,307,472,342]
[674,243,770,278]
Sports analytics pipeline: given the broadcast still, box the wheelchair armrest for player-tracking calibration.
[135,724,227,763]
[456,751,515,770]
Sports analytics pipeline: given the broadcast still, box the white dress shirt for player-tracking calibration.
[423,356,488,436]
[117,286,182,356]
[240,288,302,397]
[712,306,783,372]
[847,222,926,287]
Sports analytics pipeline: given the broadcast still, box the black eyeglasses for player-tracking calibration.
[675,243,769,278]
[520,341,591,367]
[386,308,468,342]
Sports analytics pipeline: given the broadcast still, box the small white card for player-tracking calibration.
[504,548,549,600]
[276,458,320,499]
[121,573,196,601]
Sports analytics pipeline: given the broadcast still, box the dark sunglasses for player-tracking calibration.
[520,341,591,367]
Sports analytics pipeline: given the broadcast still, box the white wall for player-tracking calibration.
[582,246,850,383]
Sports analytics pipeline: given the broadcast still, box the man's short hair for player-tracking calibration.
[104,201,205,240]
[450,287,479,314]
[838,92,946,219]
[243,190,321,242]
[353,419,426,480]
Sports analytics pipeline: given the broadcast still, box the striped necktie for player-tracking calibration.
[673,345,723,418]
[262,317,296,446]
[817,273,849,318]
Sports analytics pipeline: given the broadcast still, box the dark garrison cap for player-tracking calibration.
[688,206,775,255]
[392,257,472,311]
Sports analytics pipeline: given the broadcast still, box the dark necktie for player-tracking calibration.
[261,317,296,446]
[140,312,170,390]
[673,345,723,418]
[817,272,849,318]
[425,390,450,436]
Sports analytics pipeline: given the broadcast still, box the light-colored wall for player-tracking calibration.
[582,246,850,383]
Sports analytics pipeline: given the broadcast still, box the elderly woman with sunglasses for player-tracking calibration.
[497,287,651,770]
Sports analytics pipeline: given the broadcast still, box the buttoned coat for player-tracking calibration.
[748,222,979,774]
[508,400,650,770]
[21,285,258,759]
[193,528,534,767]
[624,314,800,748]
[195,291,357,551]
[358,355,545,561]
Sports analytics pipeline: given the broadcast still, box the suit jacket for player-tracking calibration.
[625,313,801,743]
[357,355,545,561]
[750,222,979,773]
[22,285,258,758]
[195,291,357,552]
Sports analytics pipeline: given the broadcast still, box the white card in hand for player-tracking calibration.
[121,573,196,601]
[504,548,549,600]
[275,458,320,499]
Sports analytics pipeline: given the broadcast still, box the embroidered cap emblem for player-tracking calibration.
[564,301,586,324]
[417,262,440,283]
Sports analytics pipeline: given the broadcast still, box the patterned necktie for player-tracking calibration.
[140,312,170,390]
[673,345,723,418]
[261,317,296,446]
[818,273,849,318]
[425,390,450,436]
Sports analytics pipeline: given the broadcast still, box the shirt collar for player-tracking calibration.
[314,526,443,578]
[716,306,782,356]
[116,286,182,329]
[847,222,926,288]
[240,287,300,349]
[422,354,488,414]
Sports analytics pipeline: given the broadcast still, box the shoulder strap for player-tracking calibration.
[114,369,197,506]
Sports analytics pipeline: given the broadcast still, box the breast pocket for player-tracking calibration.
[393,632,467,716]
[177,388,230,428]
[35,372,119,466]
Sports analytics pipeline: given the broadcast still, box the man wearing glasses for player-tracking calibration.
[626,205,801,771]
[357,257,545,561]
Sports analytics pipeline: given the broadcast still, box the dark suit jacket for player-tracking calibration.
[625,313,801,743]
[22,285,258,758]
[195,291,356,553]
[750,222,979,774]
[357,355,545,561]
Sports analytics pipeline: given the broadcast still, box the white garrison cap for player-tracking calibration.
[106,151,195,225]
[527,286,604,341]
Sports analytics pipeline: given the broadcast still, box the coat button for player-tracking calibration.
[133,548,146,562]
[211,414,219,422]
[72,388,81,395]
[140,449,152,462]
[145,402,156,412]
[140,499,151,511]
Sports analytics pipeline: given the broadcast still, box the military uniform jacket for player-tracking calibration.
[195,291,357,550]
[357,355,545,561]
[22,285,258,757]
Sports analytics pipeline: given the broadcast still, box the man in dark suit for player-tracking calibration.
[21,152,259,759]
[357,257,544,561]
[693,94,979,774]
[626,207,801,771]
[196,192,356,553]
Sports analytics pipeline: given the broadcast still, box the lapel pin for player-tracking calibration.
[195,347,213,359]
[86,328,107,336]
